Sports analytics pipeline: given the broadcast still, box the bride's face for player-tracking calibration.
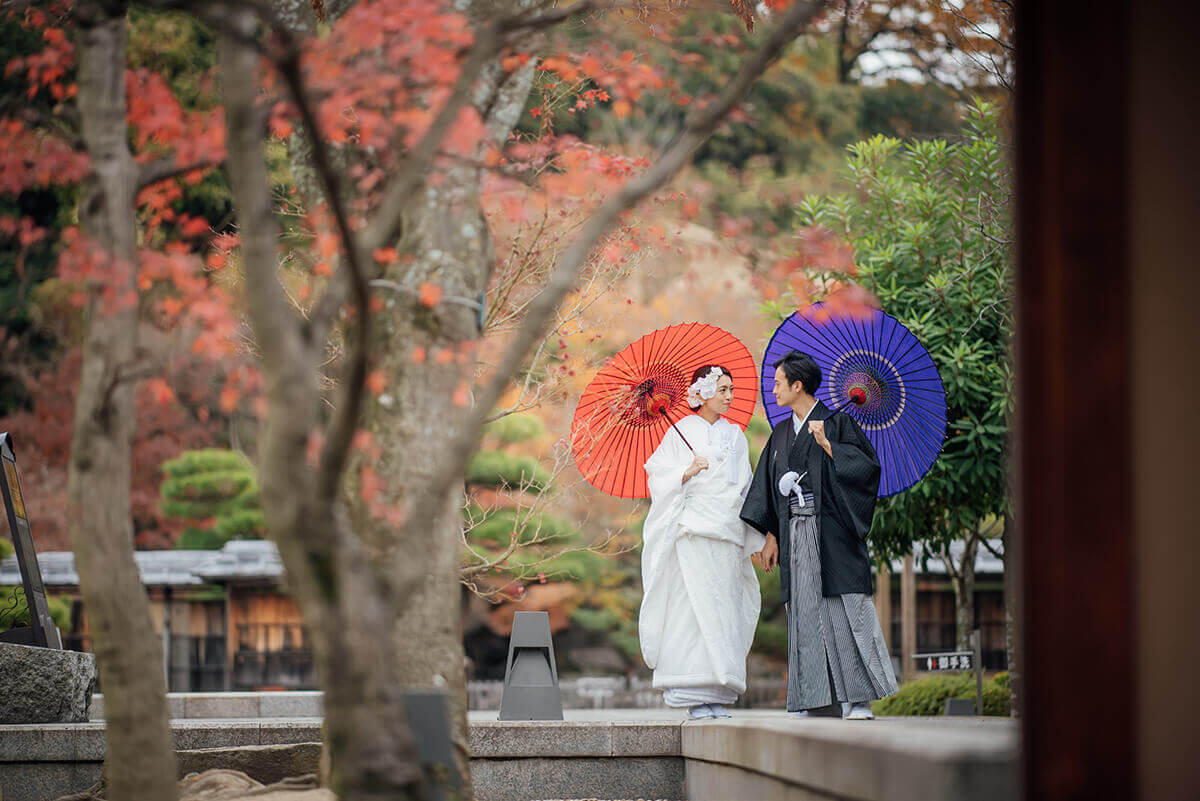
[701,375,735,416]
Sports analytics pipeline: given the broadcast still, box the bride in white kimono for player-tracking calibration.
[639,365,765,719]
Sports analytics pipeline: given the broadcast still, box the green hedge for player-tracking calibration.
[872,671,1011,716]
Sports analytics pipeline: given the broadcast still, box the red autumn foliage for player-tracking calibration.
[0,349,223,550]
[0,3,253,548]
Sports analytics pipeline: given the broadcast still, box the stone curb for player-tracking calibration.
[0,718,323,762]
[88,692,324,721]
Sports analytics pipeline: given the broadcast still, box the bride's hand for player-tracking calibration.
[682,455,709,483]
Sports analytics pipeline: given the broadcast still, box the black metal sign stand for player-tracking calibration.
[915,627,984,715]
[0,432,62,649]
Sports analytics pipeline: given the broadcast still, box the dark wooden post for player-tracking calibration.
[1015,2,1134,798]
[0,433,62,649]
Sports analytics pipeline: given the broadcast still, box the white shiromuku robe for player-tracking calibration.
[639,414,765,707]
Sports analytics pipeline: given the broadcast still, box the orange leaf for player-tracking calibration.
[418,282,442,307]
[270,117,294,139]
[219,385,239,413]
[180,216,210,238]
[411,346,426,364]
[372,247,397,263]
[366,370,386,395]
[359,465,381,504]
[145,378,175,406]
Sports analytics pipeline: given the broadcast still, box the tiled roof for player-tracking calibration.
[0,540,286,588]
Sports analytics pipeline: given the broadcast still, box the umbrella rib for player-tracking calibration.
[588,407,636,495]
[875,413,905,496]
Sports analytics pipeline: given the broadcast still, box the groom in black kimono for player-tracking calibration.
[741,349,898,719]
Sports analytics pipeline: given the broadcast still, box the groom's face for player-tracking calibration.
[772,366,800,407]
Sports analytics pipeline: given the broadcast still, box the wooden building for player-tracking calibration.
[0,541,313,691]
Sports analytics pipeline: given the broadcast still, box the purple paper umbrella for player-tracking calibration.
[760,303,947,497]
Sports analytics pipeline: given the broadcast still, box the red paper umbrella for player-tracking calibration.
[570,323,758,499]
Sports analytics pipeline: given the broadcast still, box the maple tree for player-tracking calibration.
[4,0,836,798]
[0,3,245,797]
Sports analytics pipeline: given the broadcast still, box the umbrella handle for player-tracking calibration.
[670,419,696,452]
[826,387,868,419]
[643,391,696,452]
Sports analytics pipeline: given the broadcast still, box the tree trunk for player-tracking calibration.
[945,536,979,653]
[837,0,853,83]
[346,54,536,790]
[68,3,178,799]
[219,12,427,800]
[900,553,916,680]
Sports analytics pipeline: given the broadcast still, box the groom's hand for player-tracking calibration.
[757,533,779,573]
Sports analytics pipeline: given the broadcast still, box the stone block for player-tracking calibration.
[472,756,685,801]
[681,716,1018,801]
[0,643,96,724]
[0,761,101,801]
[686,758,839,801]
[87,693,102,721]
[185,693,260,719]
[176,743,321,785]
[258,692,323,718]
[257,719,324,746]
[172,721,262,750]
[470,720,611,757]
[611,722,681,756]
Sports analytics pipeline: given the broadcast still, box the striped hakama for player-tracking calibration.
[785,499,898,713]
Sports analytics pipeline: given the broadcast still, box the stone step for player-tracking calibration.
[0,710,1018,801]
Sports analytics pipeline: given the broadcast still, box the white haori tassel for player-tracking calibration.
[778,470,807,507]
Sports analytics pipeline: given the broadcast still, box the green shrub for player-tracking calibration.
[484,413,546,444]
[752,620,789,659]
[175,527,228,550]
[466,506,578,546]
[0,537,12,560]
[214,508,266,541]
[872,671,1011,717]
[0,585,71,632]
[162,448,251,478]
[534,549,608,583]
[467,450,552,491]
[162,449,264,549]
[572,606,620,632]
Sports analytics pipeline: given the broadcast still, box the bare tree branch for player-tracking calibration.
[136,155,223,190]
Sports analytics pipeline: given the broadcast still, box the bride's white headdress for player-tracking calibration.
[686,367,724,409]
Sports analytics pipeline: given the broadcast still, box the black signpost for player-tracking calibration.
[0,432,62,649]
[915,627,983,715]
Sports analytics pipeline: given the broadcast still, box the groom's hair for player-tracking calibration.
[775,350,821,395]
